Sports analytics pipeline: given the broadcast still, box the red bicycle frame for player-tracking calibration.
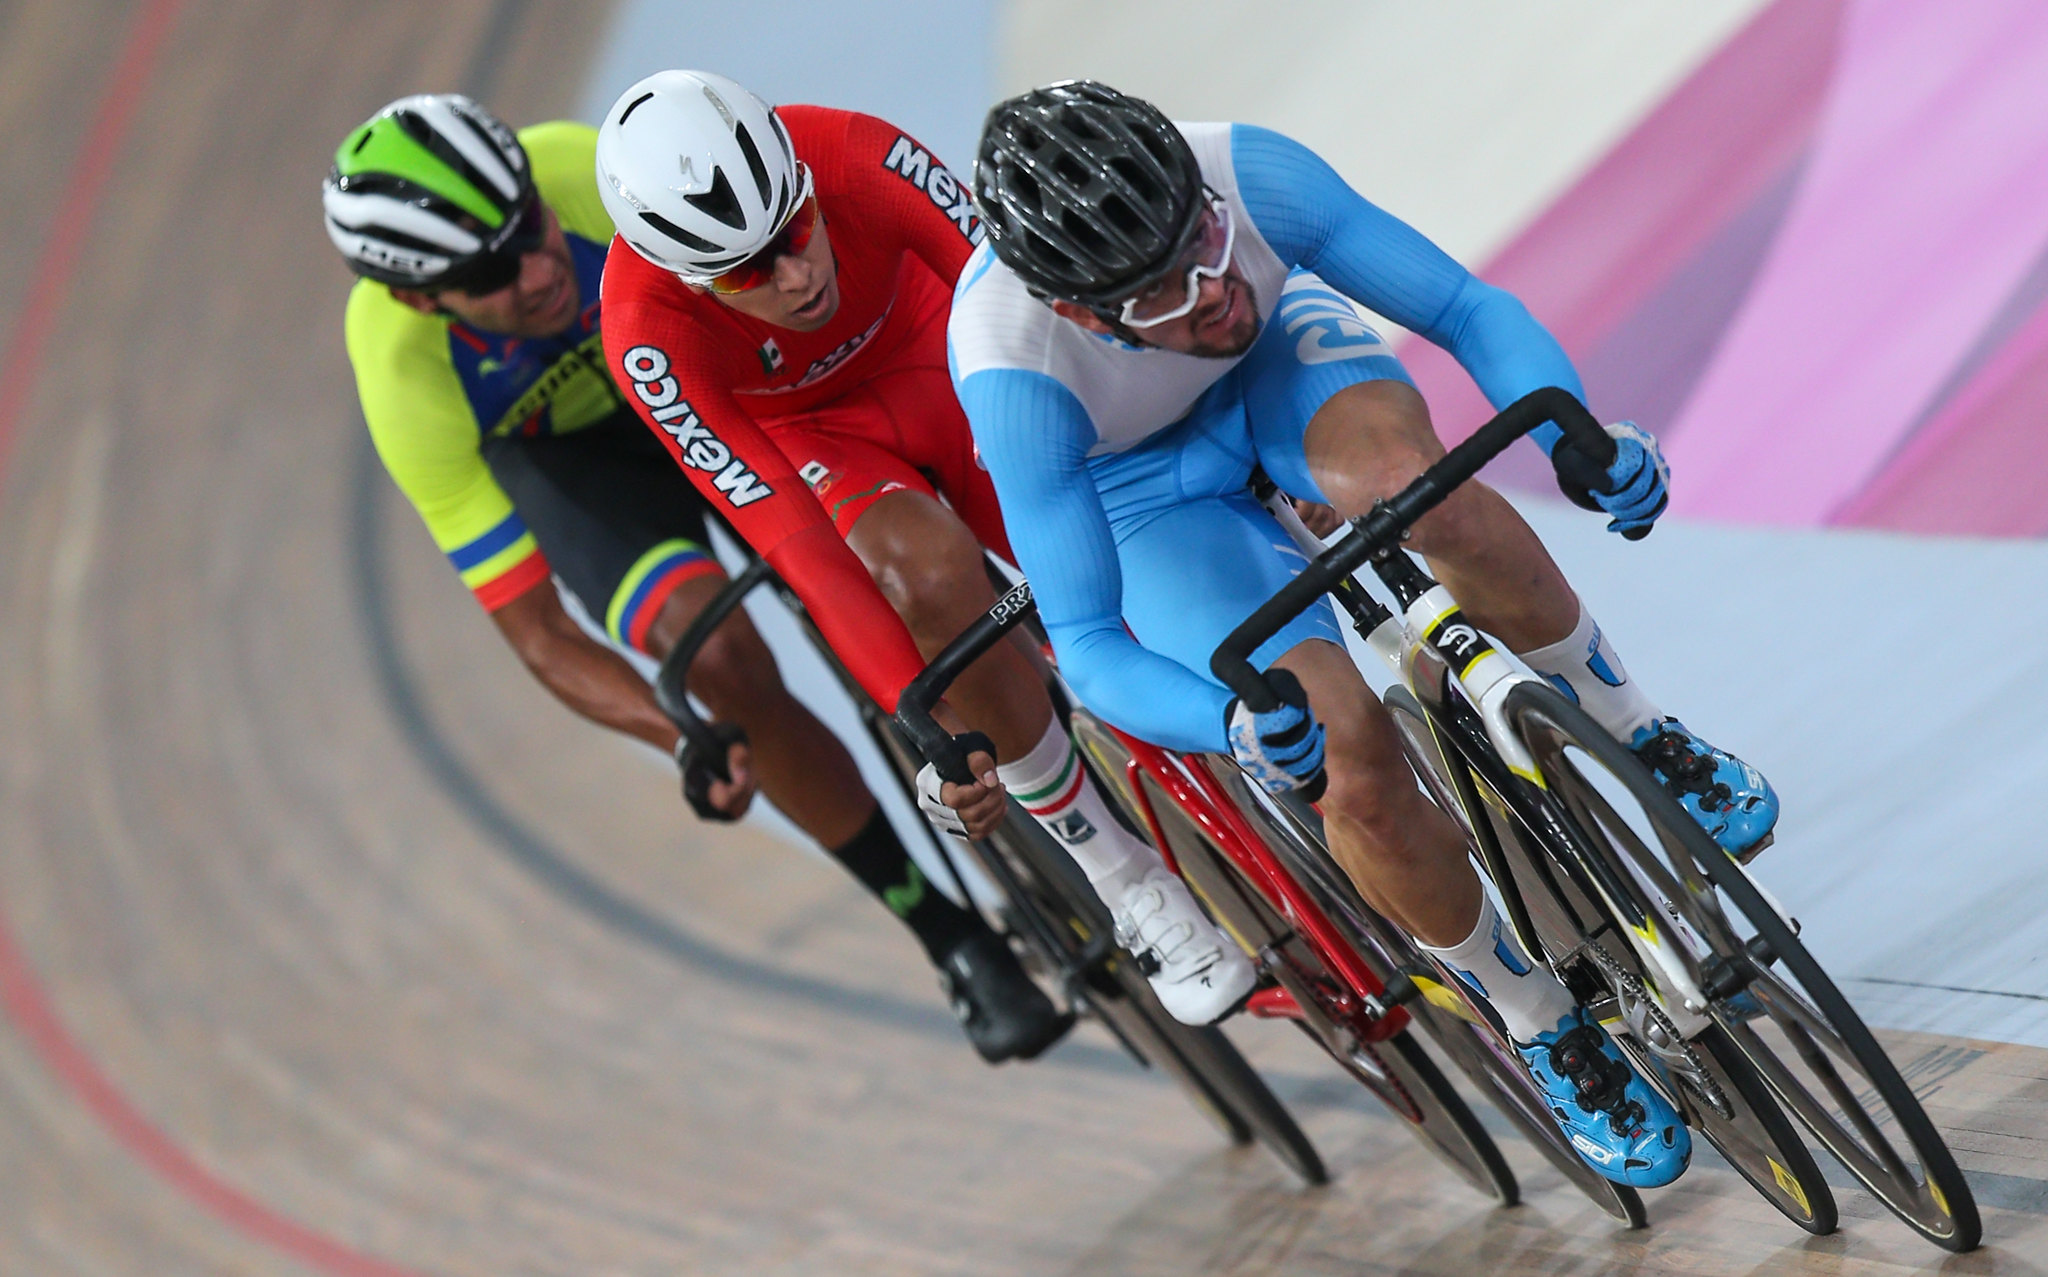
[1108,727,1411,1044]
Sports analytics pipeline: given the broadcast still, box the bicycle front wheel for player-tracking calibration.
[1399,679,1836,1236]
[1131,762,1517,1206]
[989,807,1328,1186]
[1506,683,1978,1251]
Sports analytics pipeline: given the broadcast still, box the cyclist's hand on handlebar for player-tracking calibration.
[1551,419,1669,539]
[677,725,755,822]
[916,748,1005,839]
[1225,668,1328,800]
[1291,499,1343,539]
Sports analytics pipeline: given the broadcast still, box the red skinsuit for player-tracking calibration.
[602,106,1005,711]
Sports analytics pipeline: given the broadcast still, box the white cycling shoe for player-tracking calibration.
[1113,867,1257,1025]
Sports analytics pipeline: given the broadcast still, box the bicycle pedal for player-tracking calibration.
[1363,972,1425,1021]
[1382,973,1423,1006]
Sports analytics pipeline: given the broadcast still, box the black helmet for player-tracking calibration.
[974,81,1204,309]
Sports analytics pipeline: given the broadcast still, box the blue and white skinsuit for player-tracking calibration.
[947,121,1585,755]
[950,120,1710,1189]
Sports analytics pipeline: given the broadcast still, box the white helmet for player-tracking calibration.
[596,70,807,282]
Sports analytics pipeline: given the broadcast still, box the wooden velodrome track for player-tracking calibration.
[2,1,2048,1272]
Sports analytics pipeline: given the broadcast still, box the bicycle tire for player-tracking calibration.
[1231,753,1649,1229]
[1388,683,1843,1231]
[719,553,1327,1182]
[992,805,1328,1185]
[1092,954,1331,1185]
[1122,760,1517,1206]
[834,658,1328,1181]
[1504,682,1979,1251]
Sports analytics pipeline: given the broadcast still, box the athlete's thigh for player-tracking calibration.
[1115,490,1342,681]
[765,414,936,537]
[857,359,1015,563]
[1239,270,1416,504]
[481,419,721,653]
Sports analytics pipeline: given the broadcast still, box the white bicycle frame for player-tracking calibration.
[1261,494,1723,1030]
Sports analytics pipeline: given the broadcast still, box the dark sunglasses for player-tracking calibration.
[438,195,546,297]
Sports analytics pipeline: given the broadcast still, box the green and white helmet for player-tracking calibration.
[322,93,533,289]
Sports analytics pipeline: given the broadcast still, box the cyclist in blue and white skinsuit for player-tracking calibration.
[952,82,1779,1188]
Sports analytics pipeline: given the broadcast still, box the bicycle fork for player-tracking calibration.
[1264,495,1719,1036]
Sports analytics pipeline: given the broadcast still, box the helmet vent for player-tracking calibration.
[1108,157,1157,201]
[617,91,655,125]
[640,210,722,253]
[732,122,773,207]
[1009,169,1042,209]
[701,84,737,129]
[683,167,746,230]
[1066,215,1108,256]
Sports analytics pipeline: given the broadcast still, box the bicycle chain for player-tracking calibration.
[1581,940,1732,1122]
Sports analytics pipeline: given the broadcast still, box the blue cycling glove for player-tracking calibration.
[1226,668,1328,800]
[1552,419,1670,538]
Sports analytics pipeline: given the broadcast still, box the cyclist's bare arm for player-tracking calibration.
[491,578,756,815]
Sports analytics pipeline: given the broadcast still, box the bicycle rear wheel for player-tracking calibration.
[1118,757,1516,1206]
[1505,683,1978,1251]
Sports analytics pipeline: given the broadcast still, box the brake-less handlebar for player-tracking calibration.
[1210,386,1613,714]
[651,556,779,784]
[893,580,1035,784]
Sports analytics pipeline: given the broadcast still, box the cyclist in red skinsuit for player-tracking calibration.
[601,103,995,715]
[598,72,1260,1024]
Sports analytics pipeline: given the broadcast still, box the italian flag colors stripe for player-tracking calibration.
[1016,745,1084,815]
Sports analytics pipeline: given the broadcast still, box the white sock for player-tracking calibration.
[997,719,1157,897]
[1518,602,1663,742]
[1419,893,1575,1043]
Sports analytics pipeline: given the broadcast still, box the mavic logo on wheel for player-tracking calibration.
[619,345,775,508]
[881,135,984,245]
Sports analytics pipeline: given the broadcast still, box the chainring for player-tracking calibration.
[1581,940,1731,1121]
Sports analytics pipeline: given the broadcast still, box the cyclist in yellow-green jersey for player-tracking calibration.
[324,94,1066,1062]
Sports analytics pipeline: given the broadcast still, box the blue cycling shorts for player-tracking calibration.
[1090,271,1413,679]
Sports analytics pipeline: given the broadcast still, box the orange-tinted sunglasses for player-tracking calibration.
[706,188,821,295]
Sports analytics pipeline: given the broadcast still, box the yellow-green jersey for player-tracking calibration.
[345,121,631,609]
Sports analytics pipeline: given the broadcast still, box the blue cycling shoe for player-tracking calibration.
[1519,1007,1692,1188]
[1629,718,1779,860]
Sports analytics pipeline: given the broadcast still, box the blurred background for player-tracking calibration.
[3,0,2047,1272]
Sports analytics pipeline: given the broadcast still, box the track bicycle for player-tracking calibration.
[651,553,1328,1185]
[896,592,1644,1219]
[1209,385,1981,1251]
